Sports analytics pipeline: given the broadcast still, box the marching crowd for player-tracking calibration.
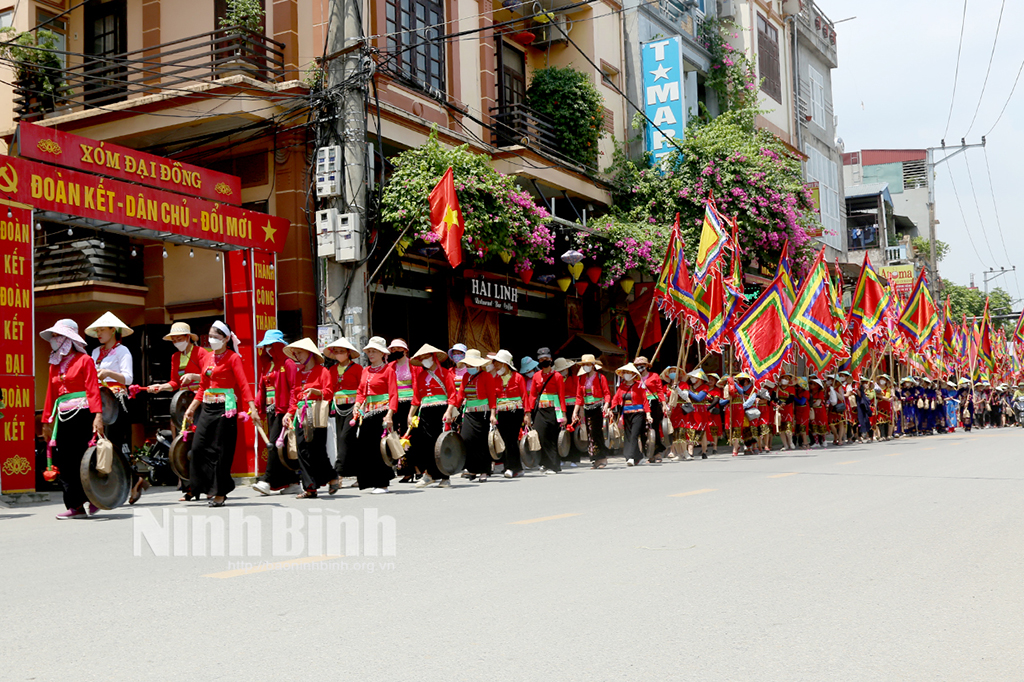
[39,313,1024,518]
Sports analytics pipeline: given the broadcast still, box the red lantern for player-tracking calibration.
[575,281,588,295]
[585,265,602,284]
[519,268,533,284]
[512,31,535,45]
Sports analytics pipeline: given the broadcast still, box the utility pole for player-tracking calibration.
[926,137,986,299]
[324,0,369,350]
[983,266,1015,296]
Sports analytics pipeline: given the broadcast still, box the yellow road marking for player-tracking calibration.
[921,447,936,451]
[839,460,860,465]
[768,472,799,478]
[670,488,717,498]
[885,452,902,457]
[203,555,344,579]
[510,513,582,525]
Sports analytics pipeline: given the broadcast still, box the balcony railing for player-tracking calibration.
[34,229,143,287]
[885,245,908,262]
[14,27,286,121]
[490,102,587,171]
[794,0,838,65]
[848,224,880,251]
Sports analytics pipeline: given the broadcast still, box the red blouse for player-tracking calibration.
[456,370,497,409]
[491,370,528,403]
[330,362,364,399]
[411,365,457,406]
[526,369,566,414]
[576,372,611,405]
[168,345,211,391]
[611,381,651,413]
[563,374,578,402]
[257,353,298,415]
[196,350,255,405]
[641,371,666,403]
[43,352,103,422]
[286,364,332,416]
[356,364,399,411]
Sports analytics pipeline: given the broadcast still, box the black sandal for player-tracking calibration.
[297,489,318,499]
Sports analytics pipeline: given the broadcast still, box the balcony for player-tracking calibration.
[794,0,838,69]
[644,0,706,42]
[34,227,143,288]
[14,27,286,121]
[490,102,589,172]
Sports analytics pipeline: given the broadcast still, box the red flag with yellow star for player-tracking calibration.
[429,167,464,268]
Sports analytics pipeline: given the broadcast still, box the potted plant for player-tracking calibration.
[0,28,69,120]
[216,0,267,77]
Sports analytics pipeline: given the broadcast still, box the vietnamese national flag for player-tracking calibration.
[428,167,464,268]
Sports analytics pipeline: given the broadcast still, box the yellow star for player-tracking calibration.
[441,205,459,230]
[262,221,277,243]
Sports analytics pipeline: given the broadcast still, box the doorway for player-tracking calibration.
[83,0,128,106]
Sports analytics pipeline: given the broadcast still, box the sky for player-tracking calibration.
[824,0,1024,301]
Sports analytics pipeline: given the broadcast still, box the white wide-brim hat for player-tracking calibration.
[487,349,516,368]
[162,321,198,343]
[40,318,86,346]
[364,336,390,354]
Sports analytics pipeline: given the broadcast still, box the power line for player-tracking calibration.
[964,0,1006,137]
[962,153,997,263]
[981,145,1022,300]
[943,162,987,269]
[943,0,970,139]
[984,55,1024,136]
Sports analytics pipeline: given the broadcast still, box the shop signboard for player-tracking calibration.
[0,205,34,493]
[880,263,914,299]
[464,269,518,315]
[641,36,685,164]
[17,122,243,204]
[0,154,289,253]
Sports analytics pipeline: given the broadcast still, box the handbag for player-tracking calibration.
[286,427,299,460]
[745,407,761,422]
[313,400,331,428]
[95,437,114,475]
[526,429,541,450]
[916,398,924,409]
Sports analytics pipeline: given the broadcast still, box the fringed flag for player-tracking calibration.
[979,298,996,373]
[849,252,891,338]
[653,213,701,329]
[1014,307,1024,345]
[941,297,958,361]
[896,268,939,351]
[790,247,846,357]
[732,273,795,385]
[694,263,729,351]
[693,193,731,284]
[846,320,871,379]
[798,337,836,373]
[777,239,796,302]
[722,217,745,339]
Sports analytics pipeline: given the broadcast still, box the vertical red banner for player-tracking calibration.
[224,249,257,477]
[0,206,35,493]
[253,250,277,337]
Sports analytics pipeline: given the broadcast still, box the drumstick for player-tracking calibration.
[254,421,271,446]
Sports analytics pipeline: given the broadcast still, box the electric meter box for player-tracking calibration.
[335,212,362,263]
[315,145,342,198]
[315,208,338,257]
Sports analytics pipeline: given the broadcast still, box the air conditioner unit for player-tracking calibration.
[315,145,342,198]
[316,208,338,258]
[532,14,569,47]
[781,0,804,16]
[719,0,737,19]
[335,212,363,263]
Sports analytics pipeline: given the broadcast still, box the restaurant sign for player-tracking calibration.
[17,122,242,204]
[464,270,518,315]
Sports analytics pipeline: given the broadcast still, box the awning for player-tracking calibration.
[556,332,625,357]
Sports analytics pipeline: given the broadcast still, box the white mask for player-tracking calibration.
[422,357,434,369]
[485,362,495,373]
[209,337,225,350]
[173,341,189,352]
[49,336,63,350]
[497,365,507,375]
[582,364,593,373]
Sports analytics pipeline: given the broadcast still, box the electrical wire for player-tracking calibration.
[943,162,987,269]
[943,0,970,139]
[964,0,1005,137]
[962,153,997,263]
[981,145,1022,301]
[984,54,1024,136]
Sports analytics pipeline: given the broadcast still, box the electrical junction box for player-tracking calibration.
[335,212,362,263]
[316,145,342,198]
[316,208,338,257]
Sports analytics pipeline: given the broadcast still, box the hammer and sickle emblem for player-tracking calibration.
[0,164,18,194]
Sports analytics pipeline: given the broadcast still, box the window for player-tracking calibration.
[385,0,446,95]
[808,65,825,127]
[36,9,67,68]
[757,13,781,103]
[806,144,841,249]
[0,10,13,29]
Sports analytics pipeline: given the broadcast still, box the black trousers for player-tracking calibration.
[394,400,415,477]
[355,411,395,490]
[649,399,666,456]
[561,402,583,463]
[333,406,358,478]
[189,403,237,498]
[410,404,449,481]
[534,407,561,472]
[106,397,138,484]
[623,412,646,462]
[496,408,524,472]
[296,424,333,490]
[54,409,95,510]
[260,411,300,488]
[584,407,609,462]
[462,411,491,475]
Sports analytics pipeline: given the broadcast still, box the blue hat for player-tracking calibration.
[519,356,539,374]
[257,329,286,347]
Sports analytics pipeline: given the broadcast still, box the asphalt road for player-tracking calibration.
[3,428,1023,681]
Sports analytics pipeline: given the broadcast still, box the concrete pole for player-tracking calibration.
[926,147,937,298]
[324,0,370,350]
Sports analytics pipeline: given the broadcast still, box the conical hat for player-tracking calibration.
[410,344,447,367]
[457,349,489,368]
[86,311,134,338]
[615,362,641,377]
[283,337,323,362]
[324,337,360,360]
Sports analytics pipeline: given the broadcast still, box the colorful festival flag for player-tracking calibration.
[694,264,729,351]
[776,239,796,302]
[1014,307,1024,345]
[732,273,795,385]
[849,252,891,338]
[790,247,845,356]
[979,298,995,373]
[896,268,938,351]
[653,213,701,329]
[693,193,731,284]
[941,297,957,360]
[722,217,745,339]
[428,166,465,268]
[846,320,871,379]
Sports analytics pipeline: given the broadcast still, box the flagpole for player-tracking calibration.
[650,318,675,363]
[637,295,658,352]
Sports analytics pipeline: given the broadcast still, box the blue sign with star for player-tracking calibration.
[641,36,686,163]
